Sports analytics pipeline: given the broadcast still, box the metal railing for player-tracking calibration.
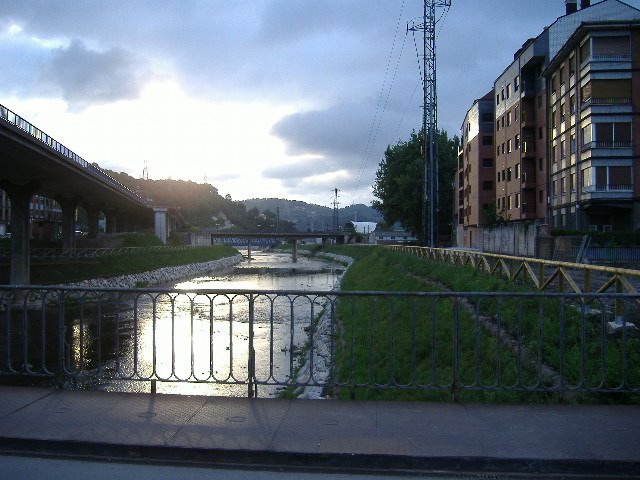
[0,245,203,260]
[1,286,639,398]
[389,245,640,296]
[582,184,633,193]
[0,103,146,206]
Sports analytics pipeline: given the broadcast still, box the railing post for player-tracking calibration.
[451,297,460,402]
[57,289,67,388]
[247,294,256,398]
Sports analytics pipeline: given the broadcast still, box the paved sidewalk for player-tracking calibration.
[0,386,638,477]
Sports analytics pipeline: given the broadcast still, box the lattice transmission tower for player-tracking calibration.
[408,0,451,247]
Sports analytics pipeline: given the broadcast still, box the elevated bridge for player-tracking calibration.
[0,104,157,284]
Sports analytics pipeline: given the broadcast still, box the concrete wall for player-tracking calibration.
[480,223,543,257]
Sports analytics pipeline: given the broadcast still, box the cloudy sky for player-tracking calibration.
[2,0,633,207]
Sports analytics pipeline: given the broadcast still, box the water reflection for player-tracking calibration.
[89,249,344,397]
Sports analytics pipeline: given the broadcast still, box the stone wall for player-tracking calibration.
[64,254,243,289]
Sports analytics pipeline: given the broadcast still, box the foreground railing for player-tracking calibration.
[1,286,638,399]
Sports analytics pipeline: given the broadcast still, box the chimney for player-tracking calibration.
[565,0,578,14]
[581,0,591,8]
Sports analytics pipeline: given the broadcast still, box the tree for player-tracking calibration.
[372,130,458,244]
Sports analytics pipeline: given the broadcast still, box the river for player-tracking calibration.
[92,248,346,397]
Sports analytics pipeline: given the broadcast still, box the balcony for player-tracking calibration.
[520,81,535,98]
[581,141,632,152]
[592,54,631,62]
[521,172,536,188]
[521,140,536,157]
[581,184,634,201]
[581,97,631,110]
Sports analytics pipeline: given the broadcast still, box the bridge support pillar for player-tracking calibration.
[105,211,117,234]
[58,197,79,251]
[247,240,252,260]
[86,207,100,239]
[153,207,168,244]
[2,182,38,285]
[292,239,298,263]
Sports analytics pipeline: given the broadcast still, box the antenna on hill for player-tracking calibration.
[142,160,149,180]
[332,188,340,232]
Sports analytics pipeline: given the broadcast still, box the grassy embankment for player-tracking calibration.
[1,233,238,285]
[288,244,640,403]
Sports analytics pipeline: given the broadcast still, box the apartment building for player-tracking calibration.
[456,91,495,248]
[487,0,640,231]
[545,19,640,230]
[0,190,63,240]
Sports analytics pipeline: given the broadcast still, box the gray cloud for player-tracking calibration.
[39,40,151,110]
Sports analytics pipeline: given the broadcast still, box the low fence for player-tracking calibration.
[0,245,202,260]
[1,286,638,398]
[391,245,640,296]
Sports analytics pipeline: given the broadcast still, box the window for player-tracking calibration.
[551,74,557,94]
[507,195,512,209]
[515,134,520,150]
[497,172,501,182]
[482,158,493,168]
[514,75,520,92]
[561,176,566,195]
[481,112,493,123]
[569,55,575,76]
[515,193,520,209]
[570,133,576,154]
[496,94,500,105]
[501,169,506,181]
[569,95,575,115]
[560,139,566,159]
[506,84,511,99]
[515,106,519,122]
[507,167,512,181]
[552,180,557,197]
[552,145,557,163]
[497,146,500,156]
[570,173,575,192]
[560,103,565,123]
[593,36,630,57]
[559,66,565,86]
[482,181,493,191]
[507,111,511,126]
[515,163,520,178]
[594,122,631,145]
[482,135,492,145]
[501,116,505,128]
[538,157,543,172]
[580,39,591,63]
[539,126,543,140]
[581,167,591,187]
[496,119,500,131]
[552,108,557,129]
[501,88,505,100]
[501,143,505,154]
[539,189,544,203]
[507,139,512,153]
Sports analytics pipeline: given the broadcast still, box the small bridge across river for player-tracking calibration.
[192,231,347,262]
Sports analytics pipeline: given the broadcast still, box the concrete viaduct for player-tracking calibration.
[0,103,181,284]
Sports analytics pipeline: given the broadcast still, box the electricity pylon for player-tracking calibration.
[408,0,451,247]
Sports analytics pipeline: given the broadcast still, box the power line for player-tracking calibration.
[347,0,407,206]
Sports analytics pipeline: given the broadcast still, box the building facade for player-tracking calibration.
[456,91,495,249]
[545,20,640,230]
[458,0,640,238]
[0,190,63,240]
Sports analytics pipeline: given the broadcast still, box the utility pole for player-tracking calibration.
[332,188,340,232]
[408,0,451,247]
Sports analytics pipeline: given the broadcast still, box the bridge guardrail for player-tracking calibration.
[0,245,203,259]
[1,286,638,398]
[0,103,146,206]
